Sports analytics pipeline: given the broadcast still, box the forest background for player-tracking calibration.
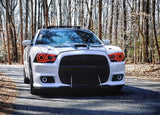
[0,0,159,64]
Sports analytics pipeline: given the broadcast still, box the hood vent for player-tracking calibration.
[73,44,89,49]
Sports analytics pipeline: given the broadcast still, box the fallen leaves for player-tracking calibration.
[0,73,18,115]
[126,64,160,81]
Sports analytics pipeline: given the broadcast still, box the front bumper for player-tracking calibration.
[31,50,125,89]
[33,85,125,93]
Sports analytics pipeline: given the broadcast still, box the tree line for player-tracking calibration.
[0,0,159,64]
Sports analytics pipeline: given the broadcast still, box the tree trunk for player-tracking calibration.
[59,0,62,26]
[3,1,18,63]
[38,0,41,29]
[19,0,23,64]
[109,0,114,43]
[158,0,160,28]
[137,0,140,63]
[34,0,37,32]
[74,0,77,26]
[31,0,34,36]
[44,0,48,27]
[134,0,137,64]
[86,0,93,31]
[5,0,11,64]
[123,0,127,58]
[81,0,84,28]
[25,0,29,40]
[50,0,54,25]
[68,0,71,26]
[104,0,109,40]
[11,20,18,62]
[134,27,137,64]
[98,0,102,40]
[144,0,150,63]
[0,11,7,63]
[115,1,119,45]
[153,0,160,63]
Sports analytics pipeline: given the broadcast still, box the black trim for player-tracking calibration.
[59,55,110,86]
[33,85,124,90]
[47,26,80,29]
[40,76,55,83]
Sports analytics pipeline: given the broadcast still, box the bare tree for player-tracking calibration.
[31,0,34,36]
[44,0,48,27]
[59,0,62,26]
[123,0,127,58]
[67,0,71,25]
[144,0,150,63]
[19,0,23,64]
[85,0,93,31]
[109,0,114,43]
[152,0,160,63]
[34,0,37,32]
[0,11,7,63]
[38,0,41,28]
[104,0,109,39]
[99,0,102,40]
[115,0,119,45]
[5,0,11,64]
[0,0,160,64]
[25,0,29,40]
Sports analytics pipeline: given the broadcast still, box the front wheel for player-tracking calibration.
[103,85,123,94]
[23,68,30,84]
[30,75,37,94]
[114,86,123,92]
[111,86,123,93]
[29,62,38,95]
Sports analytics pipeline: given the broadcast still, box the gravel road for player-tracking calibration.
[0,65,160,115]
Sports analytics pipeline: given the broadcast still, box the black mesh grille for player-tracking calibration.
[59,55,110,87]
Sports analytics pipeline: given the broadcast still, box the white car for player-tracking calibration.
[23,26,125,94]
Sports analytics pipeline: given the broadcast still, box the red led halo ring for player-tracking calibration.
[108,52,124,62]
[36,53,57,63]
[115,52,124,61]
[36,53,47,63]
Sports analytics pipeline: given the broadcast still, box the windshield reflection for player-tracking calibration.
[36,30,102,46]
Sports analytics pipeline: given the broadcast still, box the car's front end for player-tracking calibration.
[31,47,125,90]
[23,27,125,94]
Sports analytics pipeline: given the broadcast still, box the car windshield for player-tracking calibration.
[36,29,101,46]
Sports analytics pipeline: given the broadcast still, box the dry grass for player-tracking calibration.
[0,73,17,115]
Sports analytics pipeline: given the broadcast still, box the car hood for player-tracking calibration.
[104,45,123,54]
[31,44,123,56]
[33,45,107,55]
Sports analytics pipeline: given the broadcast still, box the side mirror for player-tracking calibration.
[22,40,31,46]
[102,39,110,45]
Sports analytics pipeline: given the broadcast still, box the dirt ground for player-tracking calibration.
[0,73,17,115]
[0,64,159,114]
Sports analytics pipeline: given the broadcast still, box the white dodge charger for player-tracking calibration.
[23,26,125,94]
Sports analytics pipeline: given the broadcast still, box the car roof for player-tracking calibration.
[47,26,80,29]
[38,27,91,33]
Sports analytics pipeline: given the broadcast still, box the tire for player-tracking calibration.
[30,75,37,95]
[115,86,122,92]
[111,86,123,93]
[24,68,30,84]
[29,61,38,95]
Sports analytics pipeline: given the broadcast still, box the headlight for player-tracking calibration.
[34,53,57,63]
[108,52,124,62]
